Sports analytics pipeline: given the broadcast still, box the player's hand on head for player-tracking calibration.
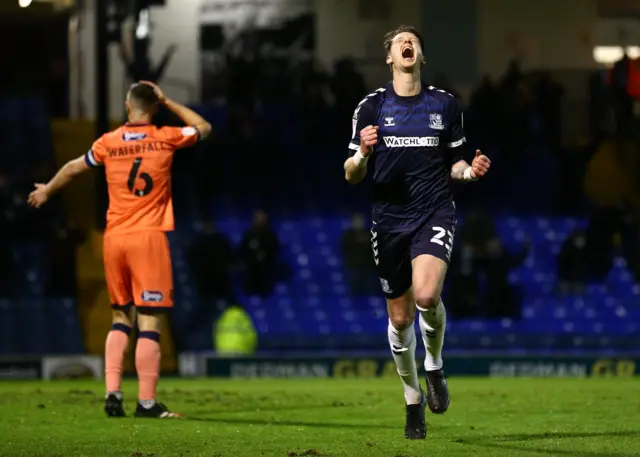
[27,183,48,209]
[140,80,166,103]
[359,125,379,156]
[471,149,491,179]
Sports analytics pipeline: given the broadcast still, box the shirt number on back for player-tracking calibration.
[430,226,454,259]
[127,158,154,197]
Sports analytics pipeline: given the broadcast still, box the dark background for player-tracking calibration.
[1,0,639,360]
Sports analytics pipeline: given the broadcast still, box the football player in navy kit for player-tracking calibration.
[343,25,491,439]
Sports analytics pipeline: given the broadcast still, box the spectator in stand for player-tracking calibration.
[480,237,529,319]
[449,207,497,318]
[557,229,588,294]
[188,221,234,304]
[46,220,85,298]
[238,210,280,296]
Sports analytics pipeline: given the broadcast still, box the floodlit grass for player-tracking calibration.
[0,377,638,456]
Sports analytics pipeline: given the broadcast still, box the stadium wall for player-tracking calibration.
[177,353,640,379]
[1,353,637,380]
[314,0,423,88]
[69,0,602,119]
[69,0,201,120]
[421,0,478,87]
[69,0,426,119]
[476,0,599,78]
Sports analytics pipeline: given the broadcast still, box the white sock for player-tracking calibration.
[418,299,447,371]
[387,319,422,405]
[140,399,156,409]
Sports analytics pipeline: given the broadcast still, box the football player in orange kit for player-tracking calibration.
[28,81,212,418]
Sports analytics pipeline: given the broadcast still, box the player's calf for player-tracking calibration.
[136,313,161,409]
[134,311,182,418]
[105,311,134,417]
[416,296,449,414]
[412,255,450,414]
[417,298,450,414]
[386,294,423,405]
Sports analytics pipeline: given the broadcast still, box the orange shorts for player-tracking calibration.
[103,231,174,311]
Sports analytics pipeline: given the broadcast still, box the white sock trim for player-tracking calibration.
[387,320,422,404]
[417,300,445,328]
[418,302,447,371]
[415,303,429,312]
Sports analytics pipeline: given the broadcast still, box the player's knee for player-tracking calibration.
[388,306,415,330]
[387,292,416,330]
[414,292,440,311]
[137,311,162,334]
[112,308,134,328]
[138,330,161,343]
[389,314,414,330]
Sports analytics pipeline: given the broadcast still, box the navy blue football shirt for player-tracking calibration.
[348,82,466,233]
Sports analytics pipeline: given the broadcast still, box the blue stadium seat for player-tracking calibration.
[163,211,639,352]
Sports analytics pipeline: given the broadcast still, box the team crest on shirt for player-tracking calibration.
[122,132,147,142]
[429,113,444,130]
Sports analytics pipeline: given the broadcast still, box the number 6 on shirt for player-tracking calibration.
[127,158,154,197]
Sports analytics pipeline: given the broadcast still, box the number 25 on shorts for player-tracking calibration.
[430,226,453,259]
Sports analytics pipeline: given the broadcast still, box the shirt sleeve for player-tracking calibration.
[445,97,466,162]
[163,126,201,149]
[84,136,107,168]
[348,97,377,156]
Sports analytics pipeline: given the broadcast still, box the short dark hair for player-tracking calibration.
[383,25,424,55]
[127,82,159,111]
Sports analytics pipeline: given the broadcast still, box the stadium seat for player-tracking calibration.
[162,213,639,353]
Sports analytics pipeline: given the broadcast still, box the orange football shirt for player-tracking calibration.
[84,122,199,237]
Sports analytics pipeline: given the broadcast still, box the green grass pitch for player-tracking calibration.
[0,378,638,456]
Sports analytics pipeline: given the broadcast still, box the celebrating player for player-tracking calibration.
[28,81,212,418]
[343,25,491,439]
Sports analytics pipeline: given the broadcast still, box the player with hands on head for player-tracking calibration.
[29,81,211,419]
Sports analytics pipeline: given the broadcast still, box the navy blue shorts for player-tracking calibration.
[371,212,456,299]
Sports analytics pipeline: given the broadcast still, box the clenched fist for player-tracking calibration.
[359,125,379,156]
[470,149,491,179]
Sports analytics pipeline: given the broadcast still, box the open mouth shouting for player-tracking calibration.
[401,46,415,62]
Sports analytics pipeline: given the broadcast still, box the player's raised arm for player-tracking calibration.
[140,80,212,139]
[344,97,378,185]
[27,155,90,208]
[28,135,108,208]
